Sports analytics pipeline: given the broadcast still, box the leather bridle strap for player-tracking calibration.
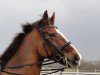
[58,42,71,51]
[39,25,58,59]
[45,38,71,61]
[39,25,71,61]
[39,26,58,31]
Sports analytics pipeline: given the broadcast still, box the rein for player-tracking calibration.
[0,61,41,75]
[0,60,67,75]
[0,25,71,75]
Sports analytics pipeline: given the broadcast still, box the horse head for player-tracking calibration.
[37,10,81,68]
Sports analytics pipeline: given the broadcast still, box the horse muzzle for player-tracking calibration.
[67,54,81,68]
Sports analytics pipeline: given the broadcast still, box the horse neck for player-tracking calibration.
[3,27,42,75]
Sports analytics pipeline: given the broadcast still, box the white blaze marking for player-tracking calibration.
[56,29,68,41]
[56,29,82,60]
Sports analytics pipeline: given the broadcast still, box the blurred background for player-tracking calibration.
[0,0,100,73]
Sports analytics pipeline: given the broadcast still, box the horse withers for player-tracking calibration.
[0,10,81,75]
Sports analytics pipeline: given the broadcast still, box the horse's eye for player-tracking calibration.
[49,33,56,37]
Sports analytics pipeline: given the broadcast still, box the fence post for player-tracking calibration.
[49,67,50,74]
[76,68,79,75]
[60,69,63,75]
[95,69,96,73]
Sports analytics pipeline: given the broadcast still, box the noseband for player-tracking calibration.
[39,25,71,63]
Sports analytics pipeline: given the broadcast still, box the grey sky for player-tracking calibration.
[0,0,100,61]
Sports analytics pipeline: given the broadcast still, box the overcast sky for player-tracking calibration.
[0,0,100,61]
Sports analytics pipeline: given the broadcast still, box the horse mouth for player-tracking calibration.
[58,59,74,68]
[56,56,80,68]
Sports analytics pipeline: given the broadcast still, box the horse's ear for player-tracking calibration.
[42,10,48,22]
[50,12,55,25]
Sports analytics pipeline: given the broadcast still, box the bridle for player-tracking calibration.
[0,25,71,75]
[39,25,71,64]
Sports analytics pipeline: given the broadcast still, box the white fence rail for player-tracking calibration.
[41,69,100,75]
[41,72,100,75]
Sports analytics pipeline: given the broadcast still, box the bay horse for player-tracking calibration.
[0,10,81,75]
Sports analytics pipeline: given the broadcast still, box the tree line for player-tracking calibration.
[79,59,100,71]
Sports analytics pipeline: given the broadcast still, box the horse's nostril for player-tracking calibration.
[72,55,80,65]
[75,55,80,61]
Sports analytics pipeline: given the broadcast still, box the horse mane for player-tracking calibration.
[0,23,36,65]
